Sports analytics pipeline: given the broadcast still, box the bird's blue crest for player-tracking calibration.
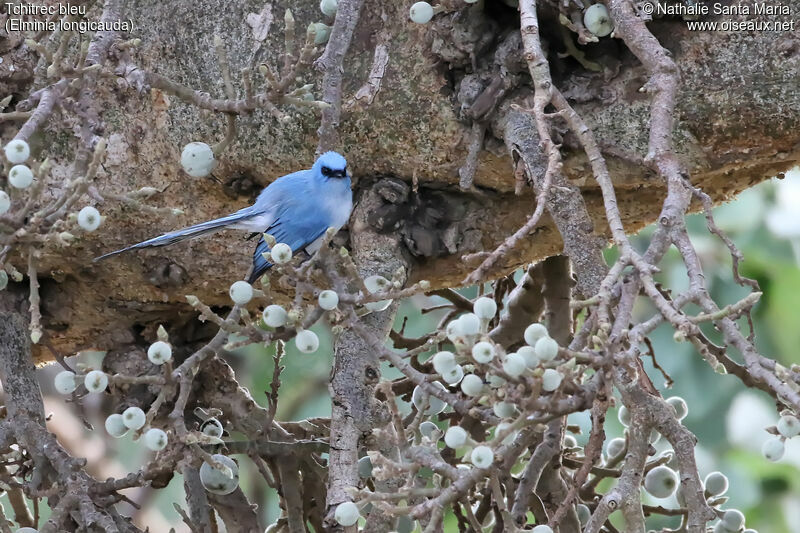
[313,151,347,173]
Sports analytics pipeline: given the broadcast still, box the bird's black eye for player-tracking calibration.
[321,166,332,176]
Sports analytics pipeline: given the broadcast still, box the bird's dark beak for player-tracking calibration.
[332,170,347,178]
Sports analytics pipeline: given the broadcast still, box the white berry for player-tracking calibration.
[584,4,614,37]
[409,1,434,24]
[606,437,625,458]
[229,281,253,305]
[4,139,30,164]
[502,352,526,378]
[442,364,464,385]
[532,526,554,533]
[363,274,392,312]
[473,297,497,319]
[721,509,745,531]
[364,274,389,292]
[0,191,10,215]
[432,351,456,374]
[541,369,563,392]
[444,426,468,448]
[460,374,484,396]
[77,206,102,231]
[84,370,108,393]
[147,341,172,365]
[524,323,548,345]
[295,329,320,353]
[470,445,493,468]
[618,405,631,426]
[644,465,679,498]
[667,396,689,421]
[318,290,339,310]
[493,401,516,419]
[446,319,462,341]
[54,370,77,394]
[777,414,800,438]
[459,313,481,336]
[534,336,559,362]
[143,428,168,451]
[577,504,591,526]
[104,414,128,438]
[9,164,33,189]
[703,471,728,496]
[517,346,539,368]
[266,243,290,265]
[320,0,338,16]
[200,454,239,495]
[201,418,224,438]
[262,304,288,328]
[334,501,360,527]
[419,421,440,439]
[762,436,785,462]
[14,528,39,533]
[310,22,332,45]
[122,406,146,430]
[181,142,216,178]
[471,341,495,363]
[358,455,373,478]
[412,382,447,415]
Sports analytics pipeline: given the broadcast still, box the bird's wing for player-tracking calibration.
[248,168,355,281]
[248,205,331,282]
[94,207,258,261]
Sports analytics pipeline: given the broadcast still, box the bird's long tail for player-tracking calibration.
[94,209,256,262]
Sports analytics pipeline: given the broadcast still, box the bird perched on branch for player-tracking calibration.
[96,151,353,283]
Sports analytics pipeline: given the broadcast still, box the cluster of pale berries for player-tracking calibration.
[414,296,565,416]
[52,341,241,495]
[52,342,174,452]
[331,297,567,527]
[230,267,394,354]
[761,412,800,462]
[407,0,614,39]
[46,248,394,502]
[2,140,102,232]
[615,401,759,533]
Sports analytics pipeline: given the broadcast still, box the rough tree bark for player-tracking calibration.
[325,182,412,530]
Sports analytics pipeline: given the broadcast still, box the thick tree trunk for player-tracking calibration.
[326,182,411,529]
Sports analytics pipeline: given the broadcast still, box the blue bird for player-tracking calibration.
[95,151,353,283]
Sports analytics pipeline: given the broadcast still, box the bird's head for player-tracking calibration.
[314,151,348,179]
